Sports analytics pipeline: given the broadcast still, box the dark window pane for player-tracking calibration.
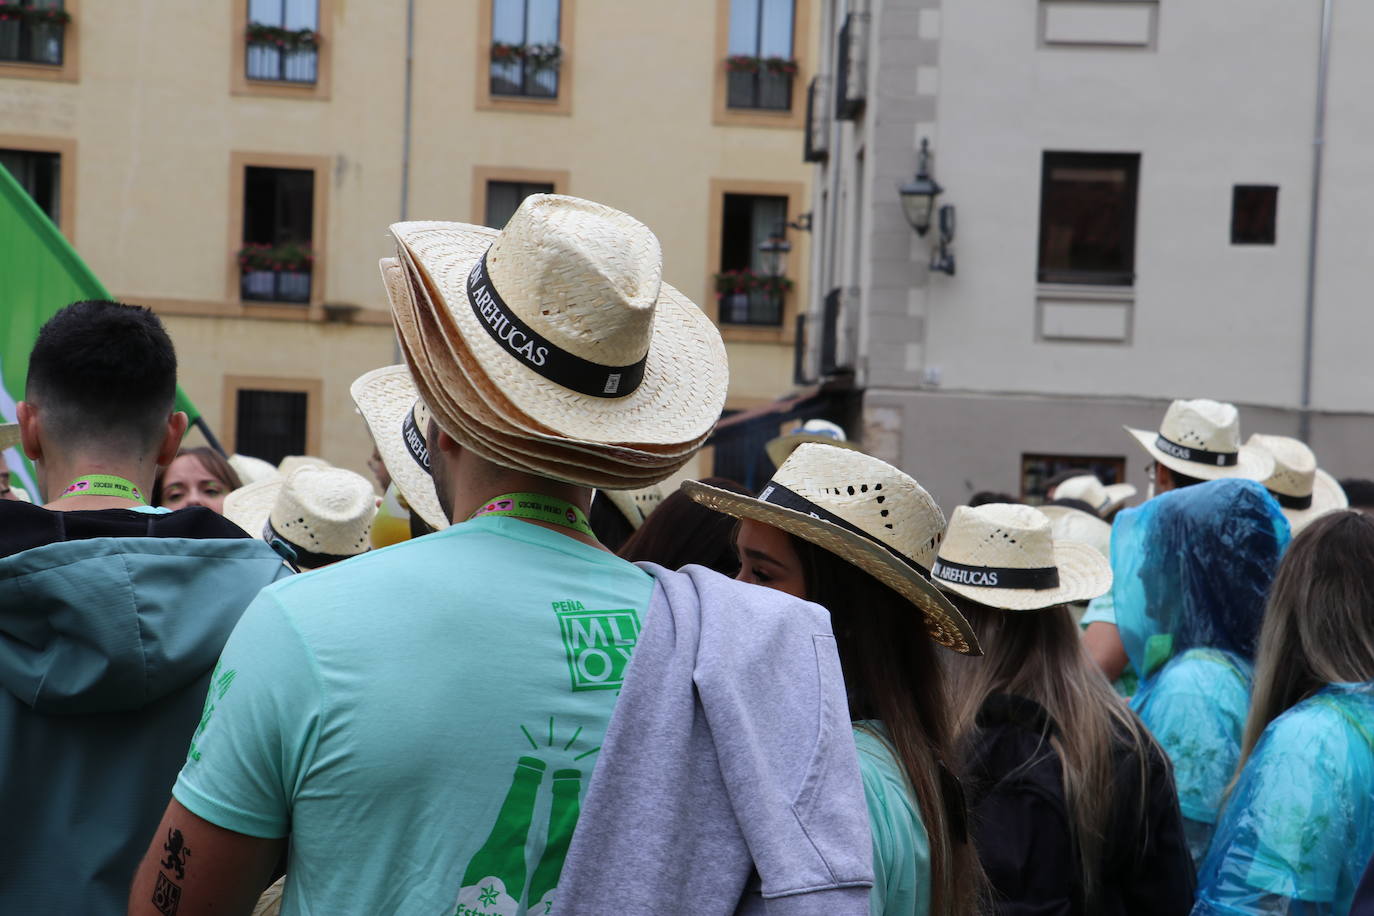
[490,0,561,98]
[1232,185,1278,245]
[243,167,314,246]
[720,193,788,326]
[1037,152,1140,286]
[1021,453,1126,504]
[0,148,60,226]
[485,180,554,229]
[236,389,308,466]
[242,166,314,303]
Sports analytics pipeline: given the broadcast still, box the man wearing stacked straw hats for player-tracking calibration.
[131,196,871,914]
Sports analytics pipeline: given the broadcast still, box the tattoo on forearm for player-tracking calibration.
[152,872,182,915]
[160,828,192,879]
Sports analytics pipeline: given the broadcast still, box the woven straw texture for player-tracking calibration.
[1246,433,1348,532]
[223,465,377,558]
[384,257,697,487]
[0,423,19,452]
[684,443,979,655]
[1037,504,1112,561]
[350,364,450,531]
[389,195,728,446]
[605,484,666,528]
[388,254,706,464]
[933,504,1112,611]
[1126,398,1273,482]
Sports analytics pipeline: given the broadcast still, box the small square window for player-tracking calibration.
[0,148,61,226]
[236,388,309,466]
[1038,152,1141,286]
[1021,453,1127,504]
[1231,185,1277,246]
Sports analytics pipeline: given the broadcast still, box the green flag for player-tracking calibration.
[0,164,202,499]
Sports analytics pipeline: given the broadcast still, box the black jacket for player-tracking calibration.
[964,693,1195,916]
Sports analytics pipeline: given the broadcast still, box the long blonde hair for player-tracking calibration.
[1237,510,1374,777]
[947,597,1157,911]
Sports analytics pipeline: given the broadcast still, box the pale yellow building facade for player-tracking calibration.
[0,0,815,481]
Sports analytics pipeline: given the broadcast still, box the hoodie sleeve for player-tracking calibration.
[171,588,323,839]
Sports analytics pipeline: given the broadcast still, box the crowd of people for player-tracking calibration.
[1,193,1372,916]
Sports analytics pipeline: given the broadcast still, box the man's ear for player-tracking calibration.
[433,424,458,456]
[16,401,42,463]
[155,411,190,467]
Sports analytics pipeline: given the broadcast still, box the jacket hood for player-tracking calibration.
[1112,478,1290,679]
[0,505,291,715]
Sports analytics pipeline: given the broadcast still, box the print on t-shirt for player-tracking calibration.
[553,599,641,692]
[453,598,639,915]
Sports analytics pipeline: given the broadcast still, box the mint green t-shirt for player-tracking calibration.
[173,516,654,916]
[855,725,931,916]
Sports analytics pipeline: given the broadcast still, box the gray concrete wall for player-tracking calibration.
[862,388,1370,515]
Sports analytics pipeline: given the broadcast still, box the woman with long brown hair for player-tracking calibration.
[1193,510,1374,915]
[686,443,984,916]
[936,503,1194,914]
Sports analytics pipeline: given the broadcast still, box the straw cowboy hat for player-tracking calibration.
[932,503,1113,611]
[351,365,450,532]
[685,442,980,655]
[228,454,281,487]
[223,465,378,569]
[378,195,727,489]
[1051,473,1136,517]
[1125,398,1274,482]
[1246,433,1347,533]
[765,418,861,469]
[0,422,19,452]
[1036,503,1112,561]
[278,455,332,478]
[602,484,666,530]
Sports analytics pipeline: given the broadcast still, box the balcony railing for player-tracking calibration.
[490,42,561,98]
[245,24,320,83]
[0,8,67,66]
[725,56,797,111]
[241,269,311,304]
[720,289,784,326]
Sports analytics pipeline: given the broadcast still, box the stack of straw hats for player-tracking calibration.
[376,195,728,489]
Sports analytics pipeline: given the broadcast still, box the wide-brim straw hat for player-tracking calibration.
[350,365,451,532]
[1052,473,1136,517]
[223,465,377,567]
[1037,504,1112,561]
[1125,398,1273,482]
[685,443,980,655]
[387,194,727,455]
[0,422,19,452]
[765,418,861,469]
[603,484,666,529]
[1246,433,1348,533]
[229,454,281,487]
[932,503,1112,611]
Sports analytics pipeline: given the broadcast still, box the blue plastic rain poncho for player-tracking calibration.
[1193,683,1374,915]
[1113,479,1290,866]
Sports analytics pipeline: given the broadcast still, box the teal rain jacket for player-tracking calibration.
[1113,479,1290,867]
[0,508,292,914]
[1193,683,1374,915]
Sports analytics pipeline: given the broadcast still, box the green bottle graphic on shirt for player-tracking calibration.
[526,769,582,915]
[455,756,546,916]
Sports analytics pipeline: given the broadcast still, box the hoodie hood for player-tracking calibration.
[1112,478,1290,680]
[0,504,291,715]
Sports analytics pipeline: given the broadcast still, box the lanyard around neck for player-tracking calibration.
[59,474,148,505]
[469,492,594,537]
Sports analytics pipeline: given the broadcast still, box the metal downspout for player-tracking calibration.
[1299,0,1333,442]
[395,0,416,363]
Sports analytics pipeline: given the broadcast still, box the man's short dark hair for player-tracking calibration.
[1340,478,1374,510]
[25,300,178,454]
[1165,465,1205,490]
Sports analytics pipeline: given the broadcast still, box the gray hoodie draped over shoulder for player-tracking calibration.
[556,564,874,915]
